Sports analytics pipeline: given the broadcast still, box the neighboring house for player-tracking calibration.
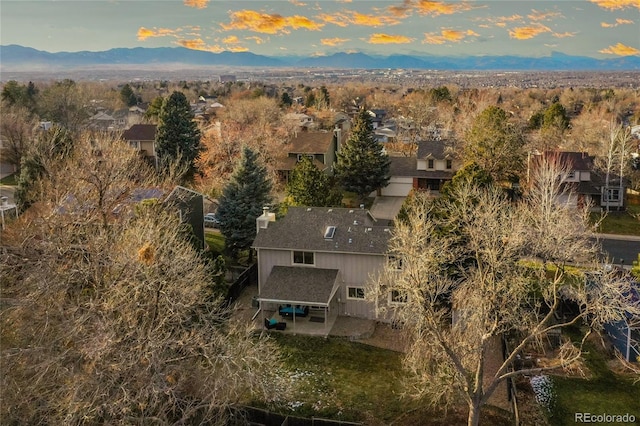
[284,113,314,131]
[252,206,394,336]
[373,139,459,197]
[0,134,17,179]
[121,124,157,167]
[275,128,343,182]
[367,109,387,129]
[529,151,626,210]
[163,186,206,251]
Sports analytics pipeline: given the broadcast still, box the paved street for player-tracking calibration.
[595,234,640,266]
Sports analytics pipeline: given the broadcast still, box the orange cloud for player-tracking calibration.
[137,27,177,40]
[552,31,577,38]
[245,36,267,45]
[221,10,323,34]
[528,9,562,21]
[177,38,207,50]
[321,37,350,46]
[423,29,478,44]
[227,45,250,53]
[601,18,635,27]
[183,0,209,9]
[289,0,307,5]
[223,35,240,44]
[317,11,401,27]
[508,24,552,39]
[599,42,640,55]
[367,33,415,44]
[414,0,475,16]
[590,0,640,10]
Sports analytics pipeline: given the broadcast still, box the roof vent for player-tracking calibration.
[360,204,365,209]
[349,209,354,213]
[324,225,336,240]
[348,238,353,244]
[306,207,312,211]
[353,220,358,225]
[328,208,333,212]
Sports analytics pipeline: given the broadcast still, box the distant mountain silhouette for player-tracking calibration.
[1,45,639,71]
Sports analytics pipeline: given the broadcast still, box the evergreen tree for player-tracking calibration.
[155,91,201,180]
[120,83,138,107]
[15,126,74,212]
[286,156,342,207]
[216,147,272,261]
[334,109,390,203]
[463,105,524,182]
[280,92,293,107]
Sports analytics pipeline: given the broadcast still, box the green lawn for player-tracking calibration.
[591,205,640,236]
[204,230,225,256]
[254,334,512,425]
[547,337,640,426]
[0,173,18,186]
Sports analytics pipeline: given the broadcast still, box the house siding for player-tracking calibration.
[256,248,385,320]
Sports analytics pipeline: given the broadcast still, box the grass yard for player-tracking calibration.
[255,334,512,425]
[591,205,640,236]
[0,173,18,186]
[204,230,225,255]
[546,335,640,426]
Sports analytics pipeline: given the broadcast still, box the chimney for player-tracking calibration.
[256,206,276,233]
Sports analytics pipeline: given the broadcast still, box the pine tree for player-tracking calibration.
[216,147,272,261]
[155,91,201,180]
[120,84,138,107]
[334,109,390,203]
[286,156,342,207]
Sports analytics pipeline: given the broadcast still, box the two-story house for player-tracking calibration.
[252,207,392,336]
[121,124,157,168]
[377,139,459,197]
[275,127,345,182]
[529,151,623,210]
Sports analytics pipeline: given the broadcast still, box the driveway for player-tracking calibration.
[370,196,405,223]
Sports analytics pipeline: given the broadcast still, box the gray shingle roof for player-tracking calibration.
[258,266,339,305]
[252,207,390,254]
[287,131,334,154]
[389,156,455,179]
[417,139,453,159]
[122,124,156,141]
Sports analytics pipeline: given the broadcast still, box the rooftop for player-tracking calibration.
[122,124,156,141]
[252,206,391,255]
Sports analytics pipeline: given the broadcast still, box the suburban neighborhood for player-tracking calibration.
[1,74,639,426]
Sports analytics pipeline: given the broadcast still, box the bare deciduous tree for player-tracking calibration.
[1,133,286,425]
[367,157,638,426]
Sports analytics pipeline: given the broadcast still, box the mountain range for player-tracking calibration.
[1,45,639,71]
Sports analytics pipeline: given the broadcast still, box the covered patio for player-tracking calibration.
[258,266,341,337]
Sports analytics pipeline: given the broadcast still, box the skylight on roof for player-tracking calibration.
[324,225,336,240]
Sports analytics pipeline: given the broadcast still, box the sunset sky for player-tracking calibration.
[1,0,638,58]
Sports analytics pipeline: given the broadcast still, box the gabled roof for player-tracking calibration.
[287,131,335,154]
[122,124,156,141]
[539,151,594,171]
[417,139,453,159]
[252,207,390,255]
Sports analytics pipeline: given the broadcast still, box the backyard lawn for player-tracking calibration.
[253,334,512,425]
[547,336,640,426]
[591,205,640,236]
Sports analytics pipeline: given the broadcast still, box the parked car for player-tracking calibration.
[204,213,220,228]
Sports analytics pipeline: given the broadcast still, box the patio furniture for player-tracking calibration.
[264,318,286,330]
[278,304,309,318]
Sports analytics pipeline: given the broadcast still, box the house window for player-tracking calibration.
[389,290,408,305]
[293,251,314,265]
[347,287,365,299]
[606,188,621,202]
[427,159,434,169]
[566,171,576,179]
[446,159,452,170]
[129,140,140,150]
[388,255,403,270]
